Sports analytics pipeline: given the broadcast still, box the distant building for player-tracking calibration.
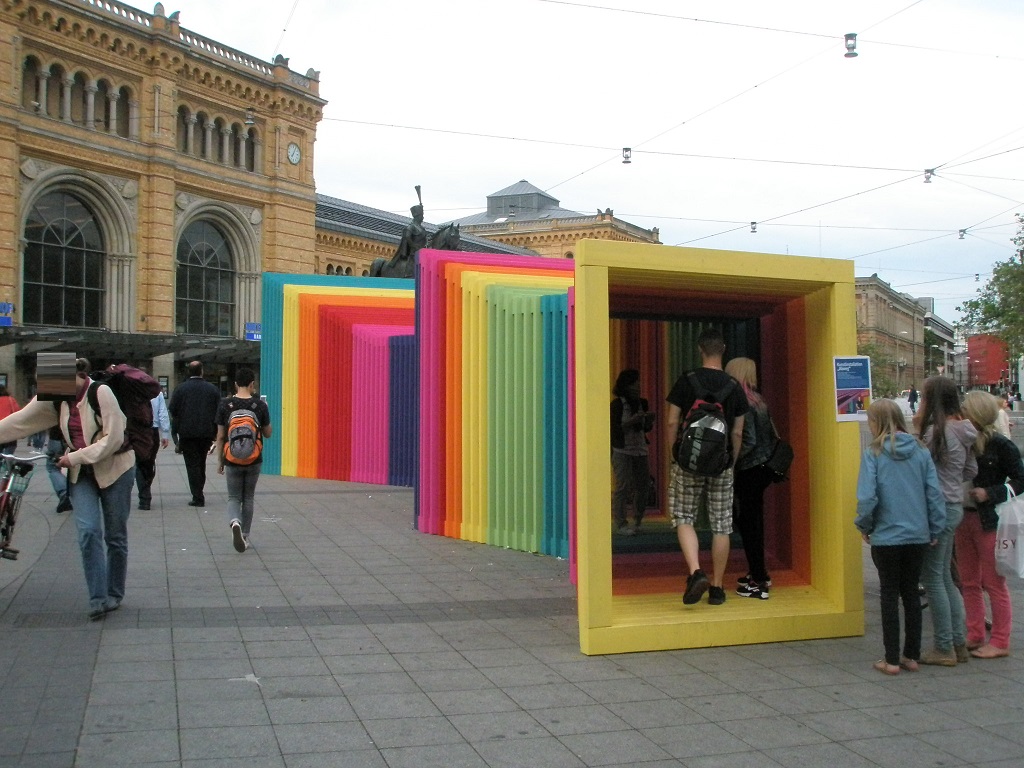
[452,180,660,258]
[966,334,1010,392]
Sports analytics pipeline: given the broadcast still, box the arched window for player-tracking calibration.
[175,220,235,336]
[326,264,335,275]
[22,191,105,327]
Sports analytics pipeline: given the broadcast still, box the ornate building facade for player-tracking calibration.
[0,0,325,395]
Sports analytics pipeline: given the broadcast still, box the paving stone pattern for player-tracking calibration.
[0,447,1022,767]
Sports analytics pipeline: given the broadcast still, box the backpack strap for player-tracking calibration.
[85,381,104,444]
[687,372,736,404]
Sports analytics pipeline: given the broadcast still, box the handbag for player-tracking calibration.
[763,415,793,482]
[765,439,794,482]
[994,483,1024,580]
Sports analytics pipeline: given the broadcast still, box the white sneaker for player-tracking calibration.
[231,520,245,553]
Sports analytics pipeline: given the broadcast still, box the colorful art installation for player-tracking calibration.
[260,242,865,656]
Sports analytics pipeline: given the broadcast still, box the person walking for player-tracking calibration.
[135,392,171,510]
[959,391,1024,659]
[610,369,654,536]
[915,376,976,666]
[856,399,945,675]
[0,358,136,620]
[665,327,748,606]
[908,385,919,415]
[168,361,220,507]
[214,368,271,552]
[724,357,777,600]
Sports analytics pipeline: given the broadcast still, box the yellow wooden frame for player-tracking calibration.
[574,240,863,655]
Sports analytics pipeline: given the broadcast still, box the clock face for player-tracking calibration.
[287,142,301,164]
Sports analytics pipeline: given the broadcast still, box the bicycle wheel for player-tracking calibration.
[0,492,15,555]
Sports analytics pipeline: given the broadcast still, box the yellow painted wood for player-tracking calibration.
[573,241,863,655]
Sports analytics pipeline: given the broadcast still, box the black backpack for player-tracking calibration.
[673,372,737,476]
[86,365,161,456]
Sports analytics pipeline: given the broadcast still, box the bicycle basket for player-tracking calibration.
[3,465,34,497]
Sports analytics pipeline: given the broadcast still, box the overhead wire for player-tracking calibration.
[271,0,302,61]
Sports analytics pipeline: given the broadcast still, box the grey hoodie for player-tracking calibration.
[923,419,978,503]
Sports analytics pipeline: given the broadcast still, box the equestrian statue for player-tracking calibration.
[369,186,461,278]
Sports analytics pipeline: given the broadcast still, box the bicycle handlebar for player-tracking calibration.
[0,452,48,464]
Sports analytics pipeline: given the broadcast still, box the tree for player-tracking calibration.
[957,213,1024,358]
[858,340,896,396]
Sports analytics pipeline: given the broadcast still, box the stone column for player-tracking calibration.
[85,81,97,129]
[220,127,231,164]
[106,91,119,134]
[61,76,73,122]
[236,132,247,169]
[185,114,196,155]
[128,99,139,140]
[37,71,49,115]
[202,120,213,159]
[251,136,262,174]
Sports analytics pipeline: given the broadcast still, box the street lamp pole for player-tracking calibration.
[897,330,908,393]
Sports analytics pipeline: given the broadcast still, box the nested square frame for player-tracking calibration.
[574,239,864,655]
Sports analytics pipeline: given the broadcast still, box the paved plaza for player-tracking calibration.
[1,445,1022,768]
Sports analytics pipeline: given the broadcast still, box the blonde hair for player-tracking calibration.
[867,398,910,455]
[724,357,763,407]
[962,390,1000,455]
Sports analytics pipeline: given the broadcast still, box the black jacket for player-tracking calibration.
[611,397,651,450]
[168,377,221,441]
[971,433,1024,531]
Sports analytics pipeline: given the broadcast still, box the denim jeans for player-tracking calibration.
[44,438,68,499]
[69,465,135,612]
[225,463,262,535]
[921,501,966,652]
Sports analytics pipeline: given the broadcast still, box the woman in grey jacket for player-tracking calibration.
[915,376,977,666]
[856,399,945,675]
[0,359,134,619]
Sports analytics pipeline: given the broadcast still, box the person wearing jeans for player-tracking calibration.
[0,358,136,620]
[915,376,976,666]
[215,368,271,553]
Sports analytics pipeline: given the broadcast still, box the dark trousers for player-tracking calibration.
[733,464,774,583]
[178,437,212,504]
[135,428,160,505]
[871,543,928,665]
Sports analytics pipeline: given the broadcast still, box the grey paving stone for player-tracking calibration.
[641,721,751,758]
[346,691,442,720]
[283,751,387,768]
[425,688,522,717]
[180,724,279,760]
[917,726,1024,763]
[685,752,785,768]
[531,704,632,736]
[82,701,180,733]
[362,715,465,748]
[75,728,180,766]
[177,699,272,729]
[503,682,596,709]
[796,708,903,741]
[378,743,489,768]
[557,730,673,766]
[448,710,549,742]
[273,720,374,754]
[264,696,357,725]
[844,734,963,768]
[763,742,880,768]
[720,714,831,750]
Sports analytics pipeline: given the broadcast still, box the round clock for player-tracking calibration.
[287,142,301,165]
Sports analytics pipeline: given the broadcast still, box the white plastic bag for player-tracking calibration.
[994,484,1024,580]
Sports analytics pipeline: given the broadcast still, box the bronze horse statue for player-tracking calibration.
[369,221,461,279]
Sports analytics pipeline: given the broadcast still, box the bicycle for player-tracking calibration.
[0,451,47,561]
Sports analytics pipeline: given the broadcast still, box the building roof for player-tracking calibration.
[315,194,537,256]
[452,179,585,226]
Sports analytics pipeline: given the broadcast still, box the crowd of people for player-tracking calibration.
[612,328,1019,673]
[0,361,270,620]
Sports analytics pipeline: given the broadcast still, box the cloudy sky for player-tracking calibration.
[167,0,1023,323]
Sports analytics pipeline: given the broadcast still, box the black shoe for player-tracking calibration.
[736,581,770,600]
[56,494,73,514]
[683,570,710,604]
[737,573,772,588]
[138,502,150,511]
[708,586,726,605]
[188,499,205,507]
[88,606,106,621]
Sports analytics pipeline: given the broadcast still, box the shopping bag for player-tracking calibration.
[994,484,1024,580]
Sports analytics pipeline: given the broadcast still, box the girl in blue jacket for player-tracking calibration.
[856,399,946,675]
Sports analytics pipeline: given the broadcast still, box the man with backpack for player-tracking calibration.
[168,361,220,507]
[214,368,271,552]
[665,328,749,607]
[0,358,136,620]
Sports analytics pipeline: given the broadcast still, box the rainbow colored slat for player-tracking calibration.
[416,250,574,555]
[260,275,415,482]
